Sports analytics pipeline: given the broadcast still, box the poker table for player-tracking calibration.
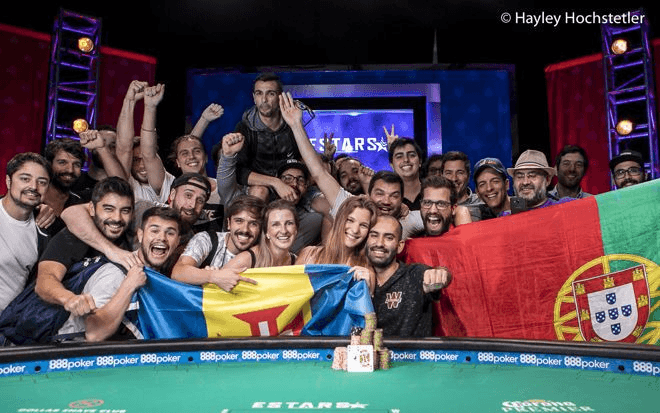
[2,337,660,413]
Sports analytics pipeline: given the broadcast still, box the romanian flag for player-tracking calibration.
[137,264,374,339]
[404,179,660,345]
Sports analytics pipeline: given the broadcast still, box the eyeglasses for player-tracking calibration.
[614,166,642,179]
[420,199,452,210]
[281,174,307,185]
[514,171,544,180]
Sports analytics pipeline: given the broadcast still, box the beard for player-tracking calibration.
[367,245,397,268]
[422,212,451,236]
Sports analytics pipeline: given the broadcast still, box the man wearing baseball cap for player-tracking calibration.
[507,150,573,211]
[609,150,647,189]
[473,157,511,218]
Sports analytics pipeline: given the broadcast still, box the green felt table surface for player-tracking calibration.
[3,360,659,413]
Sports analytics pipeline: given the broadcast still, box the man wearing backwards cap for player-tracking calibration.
[473,157,511,218]
[508,150,573,211]
[610,150,647,190]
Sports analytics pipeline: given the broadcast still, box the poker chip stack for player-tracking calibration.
[331,312,391,371]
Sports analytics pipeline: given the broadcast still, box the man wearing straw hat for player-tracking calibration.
[507,150,574,212]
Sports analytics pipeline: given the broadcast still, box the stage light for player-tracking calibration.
[73,119,89,133]
[616,119,633,135]
[78,37,94,53]
[611,39,628,55]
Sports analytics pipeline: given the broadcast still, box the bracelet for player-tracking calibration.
[141,126,156,133]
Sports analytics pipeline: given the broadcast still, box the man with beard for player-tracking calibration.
[473,158,511,218]
[233,73,302,202]
[56,206,182,342]
[609,150,647,190]
[367,215,452,337]
[335,156,367,195]
[42,138,94,236]
[549,145,592,199]
[441,151,485,221]
[389,138,423,210]
[508,149,573,211]
[0,153,51,311]
[418,176,457,236]
[171,195,265,287]
[35,177,134,318]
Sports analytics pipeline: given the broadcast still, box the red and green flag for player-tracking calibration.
[404,179,660,344]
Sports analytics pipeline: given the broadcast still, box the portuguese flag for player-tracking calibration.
[137,264,374,339]
[404,179,660,344]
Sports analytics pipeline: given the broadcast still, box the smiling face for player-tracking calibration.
[420,187,453,236]
[391,143,421,179]
[137,216,180,270]
[175,138,206,174]
[132,145,148,184]
[337,159,363,195]
[5,161,50,211]
[557,152,586,190]
[226,210,262,254]
[169,184,208,224]
[51,150,82,190]
[90,193,133,241]
[442,160,469,197]
[366,216,404,269]
[512,169,551,208]
[476,169,509,213]
[343,207,372,249]
[265,208,298,251]
[613,160,645,189]
[369,179,403,217]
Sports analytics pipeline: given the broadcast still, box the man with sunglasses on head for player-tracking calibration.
[610,150,647,190]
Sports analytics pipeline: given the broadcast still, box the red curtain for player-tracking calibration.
[0,24,156,194]
[545,39,660,195]
[0,24,51,194]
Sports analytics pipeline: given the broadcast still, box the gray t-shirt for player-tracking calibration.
[181,231,236,268]
[330,187,423,240]
[0,200,39,311]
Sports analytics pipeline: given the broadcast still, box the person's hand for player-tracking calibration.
[35,204,56,229]
[125,80,147,102]
[273,180,299,203]
[322,133,336,159]
[423,267,452,293]
[144,84,165,108]
[279,92,303,127]
[79,130,105,151]
[105,248,142,270]
[383,124,399,147]
[208,267,257,292]
[349,266,374,292]
[222,133,245,157]
[201,103,224,122]
[125,264,147,290]
[453,205,472,226]
[64,293,96,317]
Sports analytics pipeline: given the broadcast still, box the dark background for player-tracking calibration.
[2,1,658,163]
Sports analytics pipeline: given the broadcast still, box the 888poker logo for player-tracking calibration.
[554,254,660,344]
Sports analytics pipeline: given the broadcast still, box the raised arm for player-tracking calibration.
[79,130,127,180]
[279,93,341,205]
[216,132,244,204]
[190,103,224,138]
[116,80,147,177]
[140,84,167,194]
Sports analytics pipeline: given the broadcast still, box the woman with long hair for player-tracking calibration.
[296,195,377,293]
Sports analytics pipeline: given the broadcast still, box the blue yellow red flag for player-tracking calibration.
[137,264,374,339]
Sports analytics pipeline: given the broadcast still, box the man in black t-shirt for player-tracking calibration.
[35,177,134,318]
[367,215,452,337]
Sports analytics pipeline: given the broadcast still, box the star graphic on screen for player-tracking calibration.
[376,139,388,152]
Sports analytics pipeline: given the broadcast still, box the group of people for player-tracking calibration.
[0,73,650,344]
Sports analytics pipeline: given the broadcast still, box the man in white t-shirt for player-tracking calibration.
[0,153,51,311]
[171,195,265,290]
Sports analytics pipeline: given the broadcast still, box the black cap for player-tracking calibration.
[609,150,644,172]
[277,159,309,180]
[171,172,211,196]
